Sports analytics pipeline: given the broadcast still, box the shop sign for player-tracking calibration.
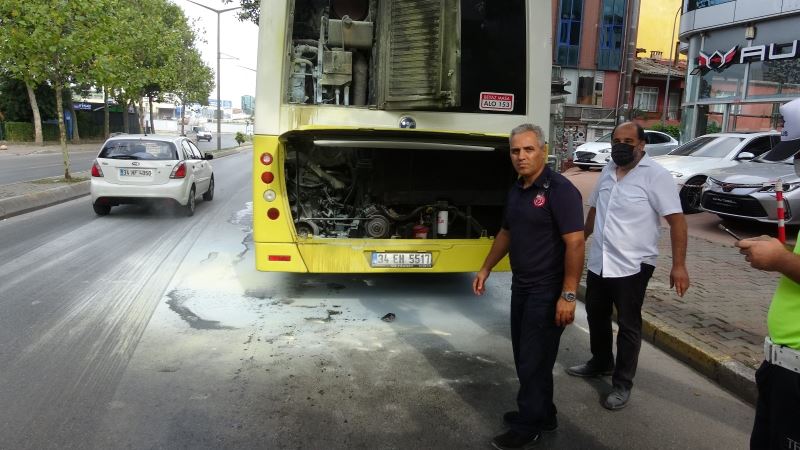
[696,39,799,73]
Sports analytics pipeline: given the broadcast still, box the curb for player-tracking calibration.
[0,181,90,220]
[576,283,757,405]
[0,146,251,220]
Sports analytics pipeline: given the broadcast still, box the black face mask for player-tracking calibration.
[611,143,636,166]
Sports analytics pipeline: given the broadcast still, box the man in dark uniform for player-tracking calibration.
[473,123,585,449]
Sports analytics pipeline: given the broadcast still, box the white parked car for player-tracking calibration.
[652,132,780,212]
[701,146,800,225]
[90,135,215,216]
[572,130,678,170]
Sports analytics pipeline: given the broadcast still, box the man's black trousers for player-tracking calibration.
[510,288,564,434]
[585,263,654,390]
[751,361,800,449]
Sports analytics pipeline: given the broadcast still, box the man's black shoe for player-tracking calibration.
[565,362,614,377]
[603,387,631,410]
[491,429,541,449]
[502,411,558,432]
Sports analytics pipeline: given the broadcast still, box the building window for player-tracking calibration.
[597,0,626,71]
[556,0,583,67]
[686,0,735,12]
[634,86,659,112]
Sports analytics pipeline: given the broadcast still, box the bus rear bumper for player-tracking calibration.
[255,240,511,273]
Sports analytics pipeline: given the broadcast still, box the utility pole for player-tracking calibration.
[617,0,641,124]
[184,0,239,151]
[662,5,683,124]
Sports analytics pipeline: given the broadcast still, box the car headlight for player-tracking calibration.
[669,171,684,178]
[759,182,800,193]
[598,148,610,154]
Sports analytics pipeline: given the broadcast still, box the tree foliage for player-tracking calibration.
[222,0,260,24]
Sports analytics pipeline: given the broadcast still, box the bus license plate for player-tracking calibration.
[120,168,153,177]
[371,252,432,268]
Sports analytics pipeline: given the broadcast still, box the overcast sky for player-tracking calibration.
[174,0,259,109]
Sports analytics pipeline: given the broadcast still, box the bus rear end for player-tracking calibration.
[253,0,551,273]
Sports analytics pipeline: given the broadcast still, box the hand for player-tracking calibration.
[555,298,575,327]
[473,269,490,295]
[736,235,790,272]
[670,264,690,297]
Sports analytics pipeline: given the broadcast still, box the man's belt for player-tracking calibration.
[764,337,800,373]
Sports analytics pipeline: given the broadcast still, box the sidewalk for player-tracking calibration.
[0,142,252,219]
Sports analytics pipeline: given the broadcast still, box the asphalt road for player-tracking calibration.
[0,133,240,185]
[0,149,753,449]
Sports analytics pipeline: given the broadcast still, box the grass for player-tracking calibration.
[31,175,89,184]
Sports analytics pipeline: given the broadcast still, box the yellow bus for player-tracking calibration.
[253,0,551,273]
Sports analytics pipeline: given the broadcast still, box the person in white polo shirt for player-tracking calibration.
[566,121,690,411]
[736,97,800,449]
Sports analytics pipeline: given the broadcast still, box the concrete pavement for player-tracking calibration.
[0,145,770,404]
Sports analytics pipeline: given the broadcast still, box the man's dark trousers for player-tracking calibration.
[750,361,800,449]
[585,263,654,390]
[510,288,564,434]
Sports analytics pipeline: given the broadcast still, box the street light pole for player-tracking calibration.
[662,5,683,125]
[183,0,239,151]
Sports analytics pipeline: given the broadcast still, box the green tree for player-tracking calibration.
[0,0,115,178]
[173,49,214,136]
[222,0,260,24]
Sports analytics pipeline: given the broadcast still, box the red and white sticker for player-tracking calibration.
[479,92,514,112]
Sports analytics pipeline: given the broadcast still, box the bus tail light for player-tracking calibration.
[260,153,273,165]
[268,255,291,262]
[267,208,280,220]
[170,162,187,179]
[261,171,274,183]
[91,160,104,177]
[263,190,277,202]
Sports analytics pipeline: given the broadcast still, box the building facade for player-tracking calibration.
[551,0,646,158]
[679,0,800,140]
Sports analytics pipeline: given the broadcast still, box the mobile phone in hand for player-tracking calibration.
[718,224,742,241]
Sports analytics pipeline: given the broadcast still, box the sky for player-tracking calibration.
[174,0,259,109]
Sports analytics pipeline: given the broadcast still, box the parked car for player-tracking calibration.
[651,132,780,213]
[572,130,678,170]
[90,135,215,216]
[700,141,800,225]
[195,129,213,142]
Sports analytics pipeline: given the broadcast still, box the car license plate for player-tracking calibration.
[119,168,153,177]
[371,252,432,268]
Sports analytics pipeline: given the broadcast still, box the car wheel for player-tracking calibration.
[184,187,196,217]
[679,176,706,214]
[93,203,111,216]
[203,176,215,201]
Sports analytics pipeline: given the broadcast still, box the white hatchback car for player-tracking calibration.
[572,130,678,170]
[90,135,215,216]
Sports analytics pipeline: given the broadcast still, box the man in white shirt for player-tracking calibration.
[566,122,690,410]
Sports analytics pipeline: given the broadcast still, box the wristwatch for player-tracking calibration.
[562,291,577,302]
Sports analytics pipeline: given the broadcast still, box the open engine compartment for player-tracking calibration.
[283,134,514,239]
